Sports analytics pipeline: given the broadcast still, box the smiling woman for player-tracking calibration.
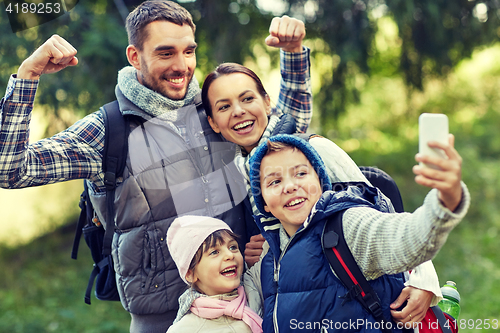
[204,66,272,153]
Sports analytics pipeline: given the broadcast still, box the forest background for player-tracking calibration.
[0,0,499,332]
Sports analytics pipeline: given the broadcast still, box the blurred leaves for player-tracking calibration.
[328,44,500,322]
[1,0,500,327]
[2,0,500,132]
[1,0,128,133]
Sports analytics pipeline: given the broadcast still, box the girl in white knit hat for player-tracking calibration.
[166,215,262,333]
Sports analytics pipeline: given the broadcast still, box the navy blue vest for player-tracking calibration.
[259,189,406,333]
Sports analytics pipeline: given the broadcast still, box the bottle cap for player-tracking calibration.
[441,281,460,303]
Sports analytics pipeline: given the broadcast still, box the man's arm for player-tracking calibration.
[0,35,104,190]
[17,34,78,80]
[266,16,312,133]
[0,78,104,189]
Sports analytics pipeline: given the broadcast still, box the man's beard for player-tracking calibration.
[139,61,191,101]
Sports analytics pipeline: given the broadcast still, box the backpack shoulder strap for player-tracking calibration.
[71,180,90,260]
[322,210,392,333]
[431,306,455,333]
[102,100,128,186]
[270,113,296,136]
[194,93,215,137]
[101,100,129,256]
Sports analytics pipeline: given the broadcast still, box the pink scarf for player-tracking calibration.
[190,286,263,333]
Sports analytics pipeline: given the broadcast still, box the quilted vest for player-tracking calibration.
[259,191,406,333]
[89,100,251,315]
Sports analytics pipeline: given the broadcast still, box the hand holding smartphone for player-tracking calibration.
[418,113,449,169]
[416,113,464,211]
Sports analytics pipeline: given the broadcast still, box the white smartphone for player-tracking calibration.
[419,113,449,169]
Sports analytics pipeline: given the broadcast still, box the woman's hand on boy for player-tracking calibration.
[265,15,306,53]
[390,286,433,326]
[413,134,463,212]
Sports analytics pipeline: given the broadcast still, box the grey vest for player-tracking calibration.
[89,100,250,315]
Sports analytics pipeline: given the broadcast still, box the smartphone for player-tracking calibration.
[418,113,449,169]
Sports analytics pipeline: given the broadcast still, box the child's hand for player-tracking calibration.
[265,15,305,53]
[413,134,463,211]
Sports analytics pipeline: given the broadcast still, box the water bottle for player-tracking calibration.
[438,280,461,320]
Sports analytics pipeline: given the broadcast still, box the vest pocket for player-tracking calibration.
[141,226,168,294]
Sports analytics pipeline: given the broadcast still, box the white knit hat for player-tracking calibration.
[167,215,232,284]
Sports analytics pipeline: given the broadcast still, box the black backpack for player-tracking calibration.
[70,97,208,305]
[71,100,128,304]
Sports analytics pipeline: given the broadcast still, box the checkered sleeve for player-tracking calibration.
[0,75,105,190]
[275,46,312,133]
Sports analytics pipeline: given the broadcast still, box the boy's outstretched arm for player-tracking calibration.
[413,134,463,211]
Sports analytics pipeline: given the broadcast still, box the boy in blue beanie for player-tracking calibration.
[245,134,469,333]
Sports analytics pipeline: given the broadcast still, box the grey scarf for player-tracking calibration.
[117,66,200,121]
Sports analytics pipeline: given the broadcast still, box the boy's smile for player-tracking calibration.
[260,148,323,236]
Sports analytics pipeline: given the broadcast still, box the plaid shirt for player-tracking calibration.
[0,47,312,193]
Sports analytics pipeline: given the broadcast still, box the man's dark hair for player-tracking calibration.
[126,0,196,51]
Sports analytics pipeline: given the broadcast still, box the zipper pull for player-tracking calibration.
[92,211,101,227]
[274,261,279,282]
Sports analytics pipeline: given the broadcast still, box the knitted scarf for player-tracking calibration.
[190,286,263,333]
[117,66,200,121]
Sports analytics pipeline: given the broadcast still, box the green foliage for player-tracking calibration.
[326,44,500,327]
[2,0,500,330]
[0,224,130,332]
[3,0,499,128]
[283,0,500,130]
[1,0,128,134]
[182,0,275,76]
[385,0,500,87]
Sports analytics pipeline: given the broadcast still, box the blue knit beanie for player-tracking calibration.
[249,134,332,217]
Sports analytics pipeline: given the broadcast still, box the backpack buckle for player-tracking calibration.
[340,284,362,306]
[323,230,339,249]
[364,293,384,318]
[104,171,116,189]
